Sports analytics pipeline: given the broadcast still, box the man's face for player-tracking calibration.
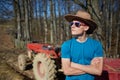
[69,20,89,36]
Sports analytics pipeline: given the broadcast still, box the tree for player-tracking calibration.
[13,0,22,48]
[11,0,120,56]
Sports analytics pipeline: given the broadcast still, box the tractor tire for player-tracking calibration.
[33,53,57,80]
[18,54,27,71]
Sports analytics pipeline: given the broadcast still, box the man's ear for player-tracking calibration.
[84,26,89,31]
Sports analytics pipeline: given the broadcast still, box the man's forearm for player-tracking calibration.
[62,59,86,75]
[71,62,102,75]
[63,66,85,75]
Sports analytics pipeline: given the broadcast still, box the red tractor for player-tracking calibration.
[18,42,61,80]
[18,42,120,80]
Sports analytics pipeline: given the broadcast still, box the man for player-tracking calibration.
[61,10,103,80]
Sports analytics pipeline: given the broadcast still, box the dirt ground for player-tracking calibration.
[0,53,29,80]
[0,25,65,80]
[0,25,33,80]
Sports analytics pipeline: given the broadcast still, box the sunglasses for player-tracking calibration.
[69,22,86,27]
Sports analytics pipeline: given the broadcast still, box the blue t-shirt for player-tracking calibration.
[61,37,103,80]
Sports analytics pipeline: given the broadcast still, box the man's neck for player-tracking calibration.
[77,34,87,43]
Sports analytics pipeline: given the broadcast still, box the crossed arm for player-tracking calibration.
[62,57,103,76]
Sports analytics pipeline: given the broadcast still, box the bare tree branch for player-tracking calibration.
[73,0,87,10]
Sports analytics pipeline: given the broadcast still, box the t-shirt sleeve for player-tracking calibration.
[94,41,104,57]
[61,41,71,58]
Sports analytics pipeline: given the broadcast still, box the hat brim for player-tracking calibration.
[64,14,97,34]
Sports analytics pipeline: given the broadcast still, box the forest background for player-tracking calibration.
[0,0,120,58]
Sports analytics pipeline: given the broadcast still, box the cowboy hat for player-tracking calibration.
[64,10,97,34]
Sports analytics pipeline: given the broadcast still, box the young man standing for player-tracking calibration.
[61,10,103,80]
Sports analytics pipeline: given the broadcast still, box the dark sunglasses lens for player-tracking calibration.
[69,22,81,27]
[70,22,80,27]
[70,22,73,26]
[75,23,80,27]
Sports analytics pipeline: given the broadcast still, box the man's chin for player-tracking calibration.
[72,33,84,36]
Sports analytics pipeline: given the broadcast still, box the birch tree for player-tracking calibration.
[13,0,22,48]
[24,0,30,42]
[49,0,54,43]
[43,0,48,43]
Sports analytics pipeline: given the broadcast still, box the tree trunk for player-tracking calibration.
[115,8,120,57]
[53,0,57,45]
[16,0,22,48]
[50,0,54,44]
[43,0,48,43]
[24,0,30,42]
